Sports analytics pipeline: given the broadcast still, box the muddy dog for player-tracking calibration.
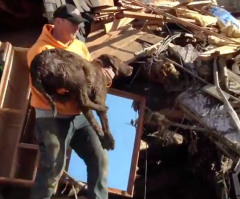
[30,48,133,150]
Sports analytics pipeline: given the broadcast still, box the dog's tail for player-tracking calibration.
[30,65,57,117]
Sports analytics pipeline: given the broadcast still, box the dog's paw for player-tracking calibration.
[98,106,108,112]
[100,134,115,150]
[96,128,104,137]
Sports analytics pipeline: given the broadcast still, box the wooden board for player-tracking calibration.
[88,0,114,7]
[137,33,164,45]
[199,45,240,60]
[87,28,164,63]
[118,11,196,23]
[104,18,135,33]
[119,11,163,21]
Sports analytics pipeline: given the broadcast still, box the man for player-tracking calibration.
[27,4,108,199]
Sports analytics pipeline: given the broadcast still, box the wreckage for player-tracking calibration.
[1,0,240,198]
[87,0,240,198]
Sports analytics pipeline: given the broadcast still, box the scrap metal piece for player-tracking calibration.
[178,87,240,158]
[213,57,240,136]
[202,85,230,101]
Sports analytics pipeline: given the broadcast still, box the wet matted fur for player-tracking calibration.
[30,48,133,150]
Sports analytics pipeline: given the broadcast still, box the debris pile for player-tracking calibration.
[2,0,240,198]
[85,0,240,198]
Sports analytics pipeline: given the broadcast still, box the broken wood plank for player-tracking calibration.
[136,33,164,45]
[87,28,126,50]
[165,0,193,12]
[199,46,240,60]
[87,29,164,63]
[104,17,134,33]
[128,0,240,45]
[132,20,164,29]
[187,0,212,6]
[117,11,196,24]
[117,11,163,20]
[152,0,212,8]
[187,0,213,9]
[187,1,212,7]
[88,0,114,7]
[89,29,144,61]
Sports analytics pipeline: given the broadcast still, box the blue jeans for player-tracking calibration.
[29,114,108,199]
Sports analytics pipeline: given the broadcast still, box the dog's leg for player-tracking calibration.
[81,107,104,137]
[31,75,57,117]
[78,86,108,112]
[82,63,94,87]
[94,92,115,150]
[96,111,115,150]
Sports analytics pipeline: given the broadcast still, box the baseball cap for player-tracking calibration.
[53,4,88,24]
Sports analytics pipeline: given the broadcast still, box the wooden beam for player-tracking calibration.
[118,11,196,24]
[117,11,163,20]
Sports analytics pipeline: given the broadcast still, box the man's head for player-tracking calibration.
[52,4,88,42]
[53,4,87,25]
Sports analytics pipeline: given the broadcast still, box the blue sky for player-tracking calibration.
[68,94,138,191]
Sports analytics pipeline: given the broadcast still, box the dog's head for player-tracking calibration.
[97,54,133,77]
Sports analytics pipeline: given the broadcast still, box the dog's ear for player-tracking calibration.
[97,54,116,68]
[97,54,133,76]
[93,58,104,67]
